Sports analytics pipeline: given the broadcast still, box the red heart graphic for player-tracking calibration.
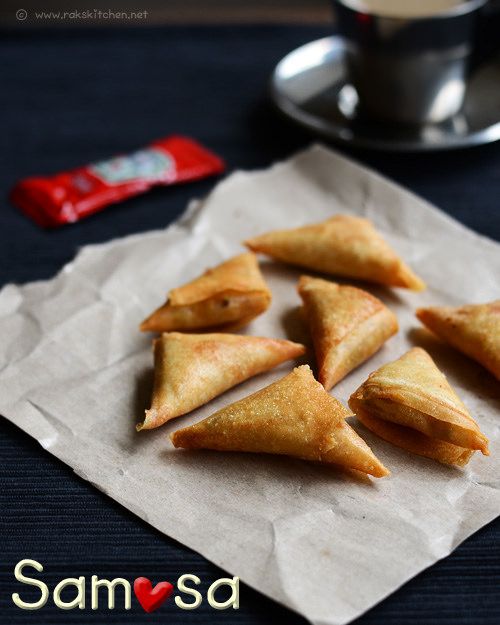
[134,577,174,613]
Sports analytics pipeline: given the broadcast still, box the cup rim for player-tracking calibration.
[334,0,487,20]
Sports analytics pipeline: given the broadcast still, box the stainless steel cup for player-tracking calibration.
[334,0,487,125]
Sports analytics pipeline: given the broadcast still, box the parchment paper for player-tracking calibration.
[1,145,499,625]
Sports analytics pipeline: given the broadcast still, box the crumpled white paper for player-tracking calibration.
[1,145,499,625]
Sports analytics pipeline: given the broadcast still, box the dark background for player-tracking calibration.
[1,18,499,625]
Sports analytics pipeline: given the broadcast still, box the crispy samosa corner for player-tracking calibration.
[416,301,500,381]
[298,276,398,389]
[244,214,425,291]
[138,332,306,430]
[139,252,271,333]
[170,365,390,478]
[349,347,489,467]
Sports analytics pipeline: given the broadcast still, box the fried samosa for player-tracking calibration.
[170,365,390,477]
[139,253,271,333]
[244,214,425,291]
[138,332,305,430]
[349,347,489,466]
[416,301,500,381]
[298,276,398,390]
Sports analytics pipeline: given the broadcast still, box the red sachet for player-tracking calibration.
[10,135,225,228]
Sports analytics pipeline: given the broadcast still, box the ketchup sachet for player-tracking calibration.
[11,135,225,228]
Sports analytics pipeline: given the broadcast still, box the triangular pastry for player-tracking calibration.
[170,365,390,477]
[139,253,271,333]
[349,347,489,466]
[298,276,398,390]
[138,332,306,430]
[416,301,500,381]
[244,214,425,291]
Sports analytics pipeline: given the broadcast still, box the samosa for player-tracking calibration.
[298,276,398,389]
[416,301,500,381]
[170,365,390,478]
[140,253,271,333]
[349,347,489,466]
[244,214,425,291]
[138,332,305,430]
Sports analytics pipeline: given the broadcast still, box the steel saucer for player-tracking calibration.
[270,36,500,152]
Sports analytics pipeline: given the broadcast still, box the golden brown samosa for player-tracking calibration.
[170,365,390,478]
[349,347,489,466]
[139,253,271,333]
[138,332,305,430]
[244,214,425,291]
[298,276,398,389]
[416,301,500,381]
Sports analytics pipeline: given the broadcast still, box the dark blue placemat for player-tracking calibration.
[1,25,499,625]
